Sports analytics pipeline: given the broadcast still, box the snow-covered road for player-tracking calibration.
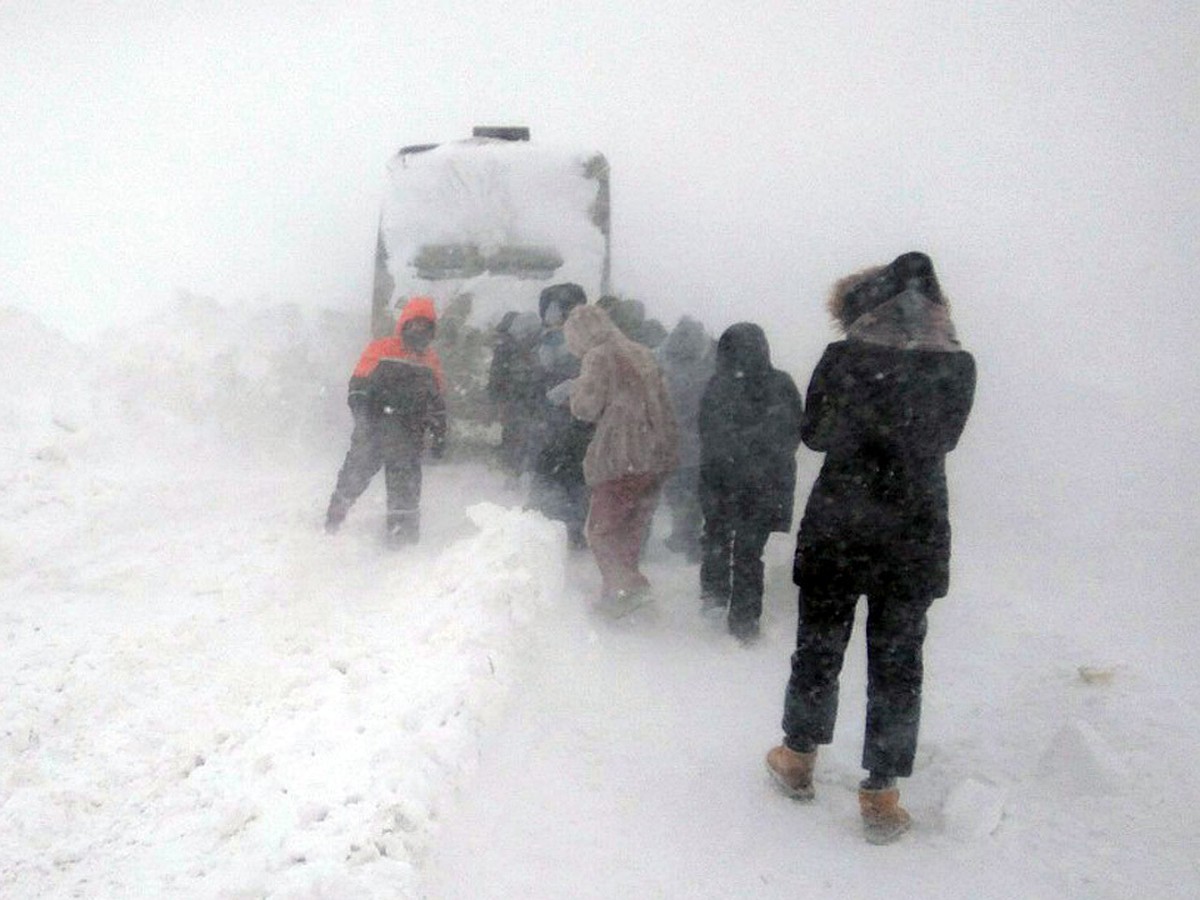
[3,304,1197,898]
[423,520,1200,900]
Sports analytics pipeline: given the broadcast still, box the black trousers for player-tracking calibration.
[781,582,934,777]
[329,418,423,538]
[699,511,771,625]
[664,465,703,559]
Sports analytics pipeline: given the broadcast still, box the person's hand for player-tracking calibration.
[546,379,576,407]
[430,435,447,459]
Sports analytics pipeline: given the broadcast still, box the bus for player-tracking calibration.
[370,126,611,337]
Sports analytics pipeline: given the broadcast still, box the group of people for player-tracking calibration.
[487,288,699,559]
[321,251,976,844]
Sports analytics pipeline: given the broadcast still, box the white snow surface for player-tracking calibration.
[2,299,1198,899]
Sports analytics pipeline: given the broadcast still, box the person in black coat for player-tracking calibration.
[525,283,593,549]
[698,323,803,641]
[658,316,717,562]
[324,296,447,545]
[765,252,976,844]
[487,311,544,480]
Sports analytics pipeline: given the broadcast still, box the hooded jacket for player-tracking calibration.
[657,316,716,471]
[487,311,543,406]
[346,297,447,456]
[698,323,803,532]
[348,296,445,412]
[563,304,679,486]
[795,277,975,599]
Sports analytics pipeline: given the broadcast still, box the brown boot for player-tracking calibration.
[858,787,912,844]
[765,745,817,800]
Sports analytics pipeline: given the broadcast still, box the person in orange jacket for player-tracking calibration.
[324,296,447,543]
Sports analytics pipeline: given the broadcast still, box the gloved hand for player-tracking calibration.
[546,378,576,407]
[430,434,447,459]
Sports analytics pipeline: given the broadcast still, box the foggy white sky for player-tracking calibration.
[2,1,1197,442]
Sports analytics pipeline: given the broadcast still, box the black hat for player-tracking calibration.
[538,282,588,323]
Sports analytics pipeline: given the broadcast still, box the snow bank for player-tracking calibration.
[1,294,365,473]
[0,303,566,898]
[86,292,366,459]
[0,295,364,580]
[3,498,565,899]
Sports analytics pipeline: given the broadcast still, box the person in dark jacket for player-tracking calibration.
[487,310,544,480]
[324,296,447,544]
[657,316,717,562]
[525,283,592,549]
[698,323,803,641]
[765,252,975,845]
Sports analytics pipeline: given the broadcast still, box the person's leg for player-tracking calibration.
[564,479,591,551]
[699,502,733,610]
[383,437,423,544]
[511,404,539,479]
[498,403,519,475]
[851,585,934,843]
[728,519,771,633]
[586,475,653,597]
[861,588,935,780]
[677,471,704,563]
[781,585,860,751]
[622,474,662,587]
[326,417,382,531]
[768,583,857,798]
[585,478,630,598]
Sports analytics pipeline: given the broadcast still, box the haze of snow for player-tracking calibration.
[2,293,1197,899]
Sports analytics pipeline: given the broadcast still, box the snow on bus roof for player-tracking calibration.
[378,138,608,318]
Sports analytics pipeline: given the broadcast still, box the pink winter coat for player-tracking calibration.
[563,305,679,486]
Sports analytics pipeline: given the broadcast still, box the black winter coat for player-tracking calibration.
[699,323,804,532]
[794,340,975,599]
[533,328,593,485]
[365,357,448,456]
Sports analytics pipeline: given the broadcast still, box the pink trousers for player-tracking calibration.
[586,472,664,598]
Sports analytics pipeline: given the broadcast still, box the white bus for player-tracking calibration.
[370,126,611,337]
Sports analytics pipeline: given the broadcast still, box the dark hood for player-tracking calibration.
[661,316,709,363]
[715,322,771,379]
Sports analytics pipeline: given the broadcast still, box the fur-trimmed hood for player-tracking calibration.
[826,252,959,351]
[846,289,960,352]
[563,304,626,358]
[826,266,886,330]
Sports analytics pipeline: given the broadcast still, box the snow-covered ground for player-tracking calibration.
[2,300,1197,899]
